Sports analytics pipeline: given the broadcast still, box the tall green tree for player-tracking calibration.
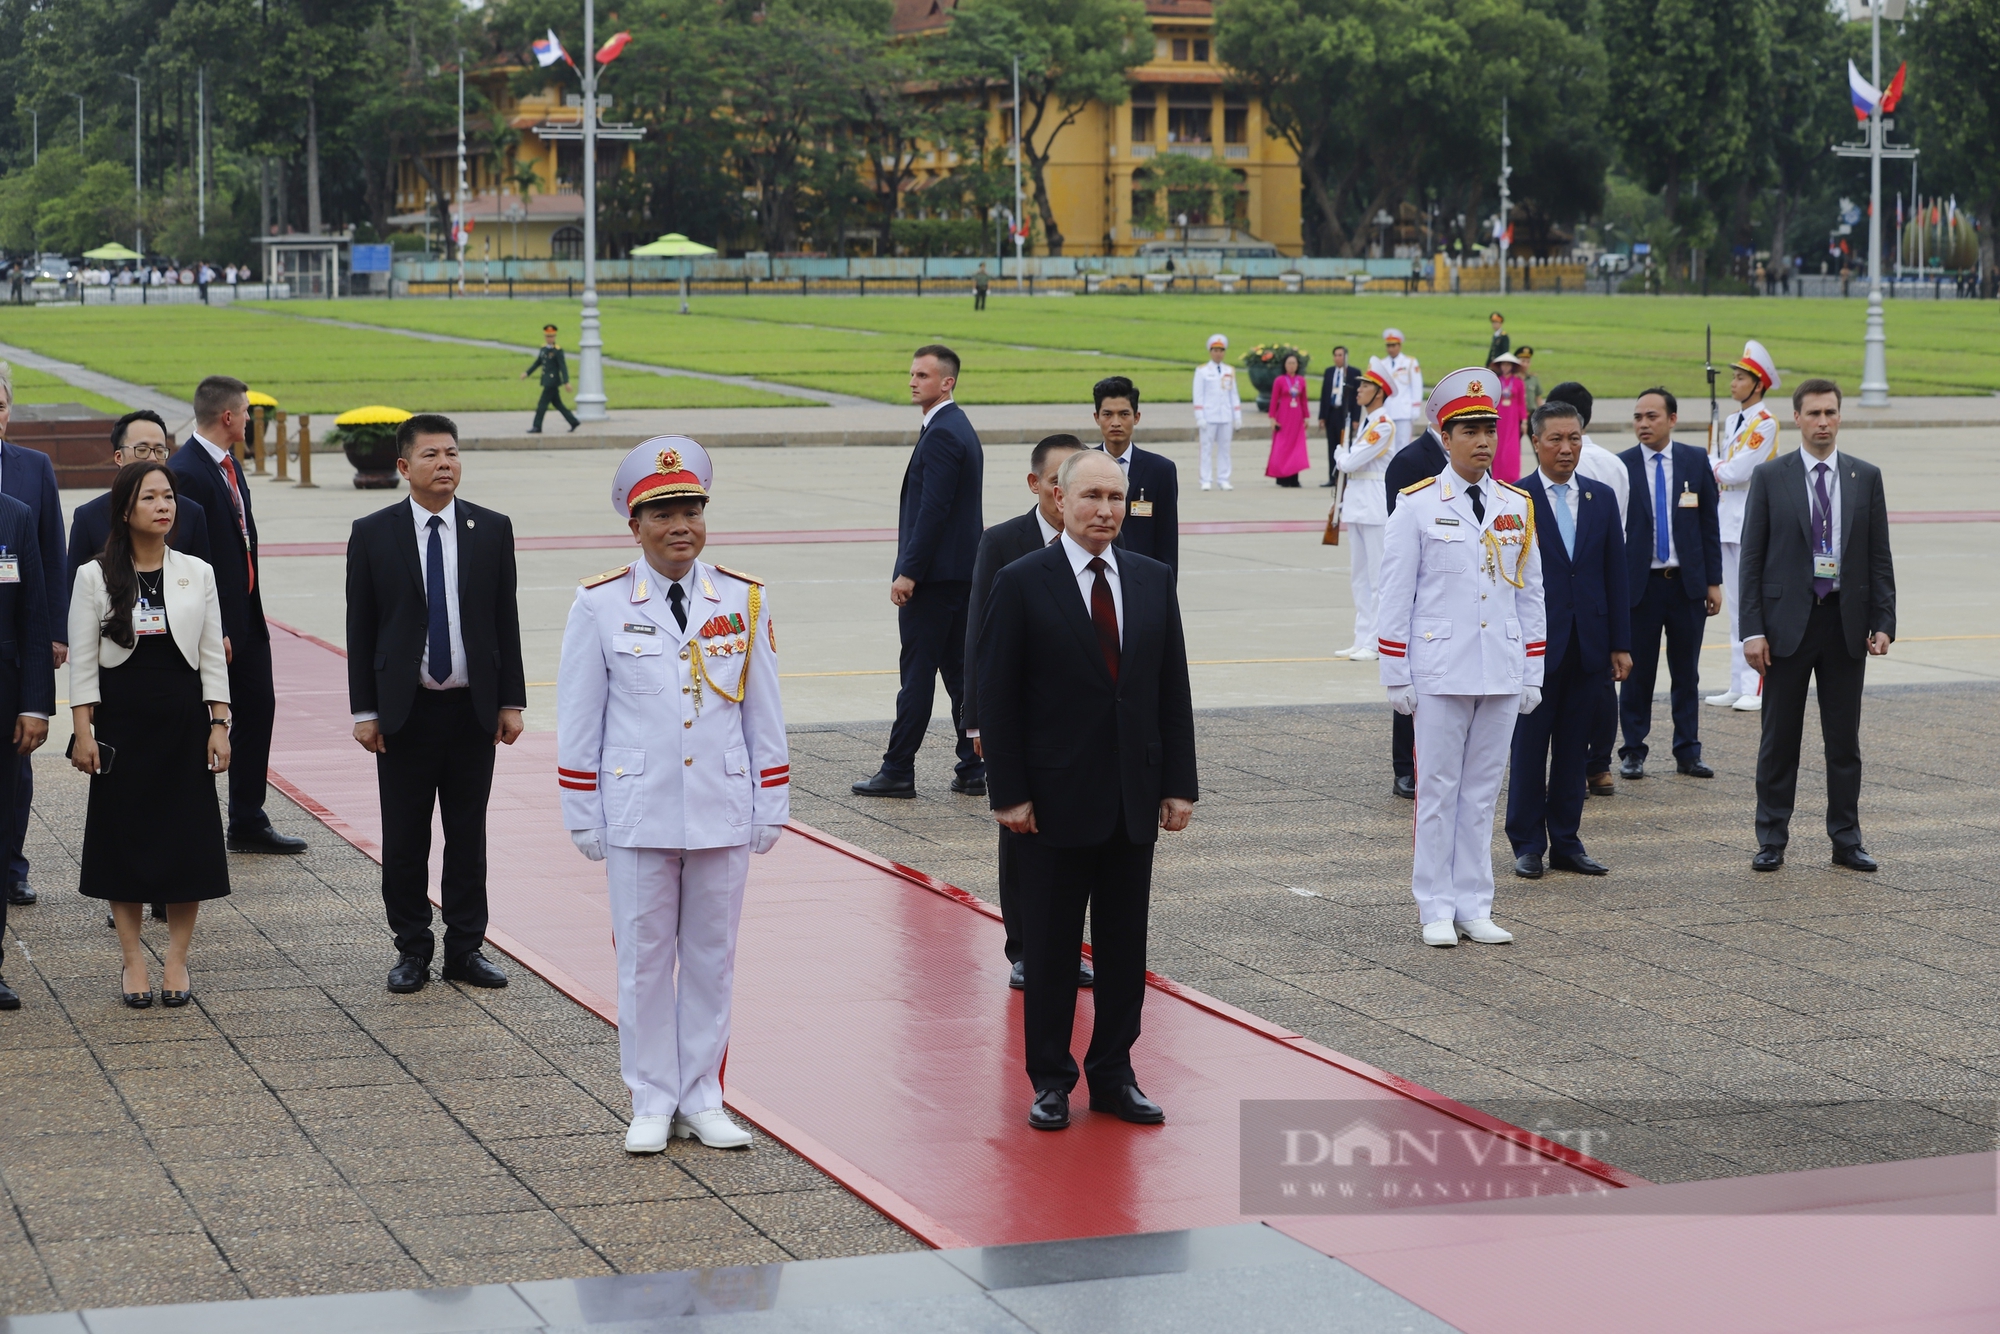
[943,0,1150,256]
[1908,0,2000,279]
[1748,0,1845,273]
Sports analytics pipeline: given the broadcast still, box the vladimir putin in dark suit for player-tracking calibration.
[1507,402,1631,878]
[1740,379,1895,872]
[346,414,526,993]
[1618,388,1722,779]
[169,375,307,854]
[1089,377,1179,573]
[855,345,985,798]
[963,434,1093,990]
[978,449,1197,1131]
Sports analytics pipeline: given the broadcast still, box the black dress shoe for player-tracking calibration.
[0,976,19,1010]
[850,771,916,798]
[1676,759,1715,778]
[1550,851,1610,876]
[442,951,508,987]
[1751,845,1786,871]
[228,825,308,854]
[7,881,34,905]
[1319,479,1338,488]
[950,773,987,796]
[1029,1087,1070,1130]
[1513,852,1545,879]
[1587,772,1616,798]
[1077,956,1095,988]
[1088,1084,1165,1124]
[121,978,153,1008]
[1392,774,1416,800]
[1832,845,1879,872]
[1008,959,1026,990]
[387,955,430,993]
[160,989,193,1008]
[1619,757,1646,779]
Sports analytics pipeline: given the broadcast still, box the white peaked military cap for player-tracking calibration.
[1732,339,1781,392]
[1382,327,1405,342]
[612,435,713,517]
[1207,333,1229,349]
[1426,366,1502,431]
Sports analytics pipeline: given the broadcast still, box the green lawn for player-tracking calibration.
[5,363,130,416]
[0,306,805,414]
[277,291,2000,404]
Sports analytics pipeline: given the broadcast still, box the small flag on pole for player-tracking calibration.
[596,31,632,64]
[1849,61,1880,121]
[1882,62,1908,113]
[533,29,570,68]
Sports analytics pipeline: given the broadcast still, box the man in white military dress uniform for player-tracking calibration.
[1332,367,1398,662]
[1708,339,1782,712]
[1191,333,1242,491]
[1377,369,1547,947]
[1370,328,1425,450]
[558,437,789,1154]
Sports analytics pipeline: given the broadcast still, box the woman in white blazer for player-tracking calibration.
[69,461,232,1009]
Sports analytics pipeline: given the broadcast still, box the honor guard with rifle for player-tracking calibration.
[1708,340,1782,712]
[558,437,790,1155]
[1333,368,1398,662]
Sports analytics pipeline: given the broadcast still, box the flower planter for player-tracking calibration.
[327,406,411,490]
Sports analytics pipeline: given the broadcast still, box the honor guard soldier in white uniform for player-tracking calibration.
[558,437,790,1154]
[1378,369,1546,947]
[1333,367,1398,662]
[1708,340,1781,713]
[1191,333,1242,490]
[1370,328,1425,450]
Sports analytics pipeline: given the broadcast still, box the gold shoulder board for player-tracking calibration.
[709,563,765,587]
[579,564,632,589]
[1399,476,1437,496]
[1498,479,1531,499]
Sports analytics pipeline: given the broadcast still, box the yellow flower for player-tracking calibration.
[334,405,412,427]
[246,390,279,407]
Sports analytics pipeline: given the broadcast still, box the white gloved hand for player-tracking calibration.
[749,824,783,855]
[1518,687,1542,715]
[1386,686,1417,716]
[570,828,607,862]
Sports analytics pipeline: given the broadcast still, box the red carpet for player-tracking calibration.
[264,618,1629,1252]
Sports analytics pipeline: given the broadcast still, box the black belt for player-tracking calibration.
[1654,567,1680,578]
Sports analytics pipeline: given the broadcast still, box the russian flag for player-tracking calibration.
[1849,61,1880,121]
[533,29,569,68]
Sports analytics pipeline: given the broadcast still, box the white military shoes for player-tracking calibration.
[1421,921,1458,947]
[624,1114,672,1154]
[673,1108,753,1149]
[1456,918,1514,944]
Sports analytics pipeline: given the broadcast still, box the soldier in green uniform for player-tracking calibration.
[522,323,580,434]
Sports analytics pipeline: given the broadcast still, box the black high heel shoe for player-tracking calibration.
[160,989,192,1008]
[121,975,154,1009]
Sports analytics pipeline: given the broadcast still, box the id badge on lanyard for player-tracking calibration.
[0,546,17,585]
[134,599,167,636]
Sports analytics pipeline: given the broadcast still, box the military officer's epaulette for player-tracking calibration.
[1497,479,1532,500]
[579,564,632,589]
[1399,476,1438,496]
[709,563,764,587]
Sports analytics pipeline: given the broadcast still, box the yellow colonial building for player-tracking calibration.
[893,0,1303,257]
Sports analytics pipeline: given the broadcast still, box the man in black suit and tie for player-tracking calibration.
[0,371,65,908]
[1089,376,1179,573]
[170,376,307,854]
[1380,424,1448,799]
[962,434,1093,991]
[854,345,985,799]
[1618,388,1722,780]
[67,412,214,598]
[1317,345,1361,487]
[978,449,1197,1131]
[1507,402,1631,878]
[0,489,53,1010]
[1740,379,1895,873]
[346,413,526,993]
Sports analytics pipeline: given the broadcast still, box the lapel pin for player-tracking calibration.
[467,518,475,529]
[177,578,190,587]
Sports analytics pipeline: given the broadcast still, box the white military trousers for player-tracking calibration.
[1345,522,1385,652]
[1199,421,1234,485]
[1720,542,1757,698]
[606,842,750,1118]
[1412,693,1520,924]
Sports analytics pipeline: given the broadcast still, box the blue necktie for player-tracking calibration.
[1652,453,1670,564]
[425,514,451,684]
[1550,482,1575,557]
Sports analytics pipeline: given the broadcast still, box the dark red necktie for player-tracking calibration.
[1087,556,1120,683]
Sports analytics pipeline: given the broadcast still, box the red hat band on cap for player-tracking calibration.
[1436,376,1498,426]
[625,447,708,510]
[1361,369,1394,397]
[1732,358,1774,390]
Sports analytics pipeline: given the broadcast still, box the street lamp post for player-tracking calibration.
[122,76,141,256]
[455,52,468,294]
[575,0,608,421]
[1859,0,1888,406]
[1497,96,1512,297]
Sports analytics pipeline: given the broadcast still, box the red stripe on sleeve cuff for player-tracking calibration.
[558,779,596,791]
[1378,639,1407,650]
[760,776,791,788]
[557,766,595,780]
[759,765,790,778]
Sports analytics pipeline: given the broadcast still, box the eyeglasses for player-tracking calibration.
[118,443,171,461]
